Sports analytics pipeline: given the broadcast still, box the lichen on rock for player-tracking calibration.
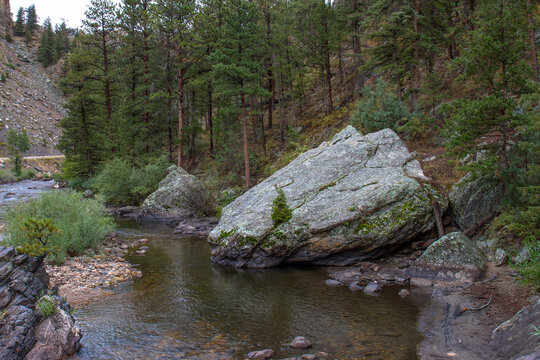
[209,126,445,268]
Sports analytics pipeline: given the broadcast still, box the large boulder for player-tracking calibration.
[209,126,445,268]
[449,174,503,230]
[0,0,12,36]
[143,165,215,217]
[411,232,487,283]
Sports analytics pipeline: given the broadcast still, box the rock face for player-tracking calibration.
[209,126,445,268]
[143,165,215,217]
[0,0,12,36]
[0,247,81,360]
[449,174,503,230]
[491,299,540,360]
[412,232,487,282]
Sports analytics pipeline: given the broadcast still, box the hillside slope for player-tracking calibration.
[0,37,64,156]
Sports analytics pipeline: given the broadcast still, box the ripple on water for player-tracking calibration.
[73,220,424,360]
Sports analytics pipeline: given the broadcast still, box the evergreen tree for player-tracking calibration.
[58,35,108,178]
[25,5,38,34]
[211,0,268,189]
[443,0,532,182]
[54,22,71,57]
[150,0,197,168]
[38,18,56,67]
[82,0,119,154]
[7,129,30,176]
[13,7,25,36]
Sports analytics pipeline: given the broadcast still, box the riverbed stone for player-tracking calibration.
[290,336,312,349]
[449,174,503,230]
[209,126,445,268]
[411,232,487,283]
[363,281,382,295]
[143,165,215,217]
[247,349,275,359]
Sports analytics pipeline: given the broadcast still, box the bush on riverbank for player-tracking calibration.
[0,168,35,184]
[4,191,113,264]
[88,155,170,206]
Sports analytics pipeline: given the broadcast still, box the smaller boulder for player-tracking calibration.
[398,289,410,298]
[493,248,508,267]
[363,281,382,295]
[290,336,312,349]
[247,349,274,359]
[513,247,530,265]
[324,279,341,287]
[411,232,487,283]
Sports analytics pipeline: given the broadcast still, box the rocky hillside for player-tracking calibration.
[0,37,64,157]
[0,0,11,37]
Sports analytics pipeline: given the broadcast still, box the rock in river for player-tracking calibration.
[209,126,445,268]
[143,165,215,217]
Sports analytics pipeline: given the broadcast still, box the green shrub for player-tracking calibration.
[4,191,113,264]
[36,295,57,318]
[91,155,170,205]
[16,218,62,257]
[0,168,16,184]
[271,188,292,227]
[518,239,540,289]
[15,168,35,181]
[351,79,412,132]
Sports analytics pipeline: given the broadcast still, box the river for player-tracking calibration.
[72,219,424,360]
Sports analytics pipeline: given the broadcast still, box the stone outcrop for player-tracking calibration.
[209,126,445,268]
[411,232,487,283]
[449,174,503,230]
[0,0,12,36]
[491,299,540,360]
[143,165,215,217]
[0,247,81,360]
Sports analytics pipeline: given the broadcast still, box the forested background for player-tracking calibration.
[25,0,539,247]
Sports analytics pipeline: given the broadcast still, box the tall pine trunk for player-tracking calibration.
[352,0,364,94]
[411,0,420,110]
[102,29,114,153]
[526,0,539,80]
[207,85,214,152]
[176,51,185,169]
[241,93,251,189]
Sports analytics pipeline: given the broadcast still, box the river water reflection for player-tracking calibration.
[73,219,423,360]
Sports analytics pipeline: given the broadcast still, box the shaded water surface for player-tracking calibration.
[73,219,424,360]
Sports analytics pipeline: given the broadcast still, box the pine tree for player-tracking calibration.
[54,22,71,57]
[38,18,56,67]
[13,7,25,36]
[150,0,197,168]
[82,0,119,154]
[58,35,108,178]
[25,5,38,35]
[444,0,532,182]
[211,0,268,189]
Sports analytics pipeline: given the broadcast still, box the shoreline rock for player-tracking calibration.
[0,247,81,360]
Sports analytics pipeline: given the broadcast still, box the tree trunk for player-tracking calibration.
[393,31,402,100]
[102,29,113,153]
[338,43,345,85]
[265,9,274,129]
[352,0,364,93]
[143,0,149,153]
[166,44,173,162]
[526,0,539,80]
[207,85,214,152]
[241,94,251,189]
[176,51,184,169]
[323,6,333,113]
[274,53,285,142]
[411,0,420,110]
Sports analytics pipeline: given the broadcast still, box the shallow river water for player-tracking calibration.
[72,219,424,360]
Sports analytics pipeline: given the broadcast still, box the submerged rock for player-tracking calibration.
[209,126,444,268]
[449,174,503,230]
[247,349,275,359]
[411,232,487,283]
[363,281,382,295]
[290,336,312,349]
[143,165,215,217]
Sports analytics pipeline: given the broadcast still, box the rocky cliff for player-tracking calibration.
[0,247,81,360]
[0,0,12,36]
